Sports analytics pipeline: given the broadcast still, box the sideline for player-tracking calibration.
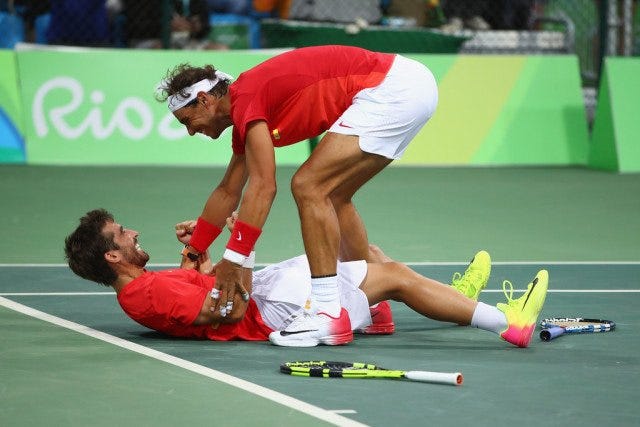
[0,296,366,427]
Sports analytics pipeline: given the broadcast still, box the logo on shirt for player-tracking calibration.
[271,128,280,140]
[338,121,352,128]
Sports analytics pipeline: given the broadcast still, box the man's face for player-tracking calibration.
[173,92,228,139]
[103,221,150,267]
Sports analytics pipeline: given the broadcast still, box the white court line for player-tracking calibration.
[482,289,640,293]
[0,297,366,427]
[409,261,640,266]
[2,289,639,297]
[1,261,639,268]
[0,292,115,296]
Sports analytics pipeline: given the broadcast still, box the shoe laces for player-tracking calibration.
[283,309,310,329]
[451,271,462,284]
[451,269,481,294]
[501,280,516,305]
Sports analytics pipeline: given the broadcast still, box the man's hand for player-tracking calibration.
[197,249,214,275]
[212,258,248,317]
[176,219,199,270]
[175,219,197,245]
[226,211,238,231]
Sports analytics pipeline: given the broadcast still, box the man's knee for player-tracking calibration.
[368,244,393,263]
[291,169,324,202]
[380,261,412,292]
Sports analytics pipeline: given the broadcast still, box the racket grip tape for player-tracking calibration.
[540,326,565,341]
[404,371,463,386]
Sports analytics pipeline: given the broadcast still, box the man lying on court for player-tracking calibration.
[64,209,549,348]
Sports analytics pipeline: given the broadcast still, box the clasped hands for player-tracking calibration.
[175,213,249,318]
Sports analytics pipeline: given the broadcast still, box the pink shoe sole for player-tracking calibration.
[501,324,535,348]
[319,308,353,345]
[356,301,395,335]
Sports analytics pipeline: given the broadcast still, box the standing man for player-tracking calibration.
[156,45,438,346]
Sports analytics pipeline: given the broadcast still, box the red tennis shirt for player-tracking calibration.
[229,45,395,154]
[116,269,273,341]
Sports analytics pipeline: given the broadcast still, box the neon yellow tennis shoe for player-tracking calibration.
[498,270,549,348]
[450,250,491,300]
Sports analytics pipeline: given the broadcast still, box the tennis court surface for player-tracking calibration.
[1,165,639,426]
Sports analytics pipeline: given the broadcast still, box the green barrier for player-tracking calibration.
[209,23,251,49]
[589,58,640,173]
[18,48,308,165]
[260,20,468,54]
[16,48,588,166]
[0,49,25,163]
[398,55,589,166]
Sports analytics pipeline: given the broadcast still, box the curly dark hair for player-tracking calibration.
[64,209,119,286]
[156,63,230,103]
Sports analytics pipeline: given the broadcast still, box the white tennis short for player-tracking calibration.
[328,54,438,160]
[250,255,371,331]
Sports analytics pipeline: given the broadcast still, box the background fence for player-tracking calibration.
[1,0,638,162]
[2,1,638,86]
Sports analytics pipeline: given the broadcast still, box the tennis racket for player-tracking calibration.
[280,361,463,386]
[539,317,615,341]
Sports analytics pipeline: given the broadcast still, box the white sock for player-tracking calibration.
[310,275,340,317]
[471,302,508,334]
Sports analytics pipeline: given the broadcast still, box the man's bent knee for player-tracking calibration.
[291,170,327,202]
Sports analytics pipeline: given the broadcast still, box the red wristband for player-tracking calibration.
[188,217,223,253]
[226,220,262,256]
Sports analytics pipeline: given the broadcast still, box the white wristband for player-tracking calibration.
[223,248,247,265]
[242,251,256,269]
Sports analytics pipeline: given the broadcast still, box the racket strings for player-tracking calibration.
[284,361,386,378]
[308,366,342,378]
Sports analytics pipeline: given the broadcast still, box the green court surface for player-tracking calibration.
[1,165,639,426]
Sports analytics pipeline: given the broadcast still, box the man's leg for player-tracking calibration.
[359,260,549,347]
[334,201,371,263]
[361,262,477,325]
[352,244,396,334]
[291,132,391,315]
[269,134,390,347]
[331,166,388,263]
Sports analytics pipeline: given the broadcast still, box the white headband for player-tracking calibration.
[164,70,234,112]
